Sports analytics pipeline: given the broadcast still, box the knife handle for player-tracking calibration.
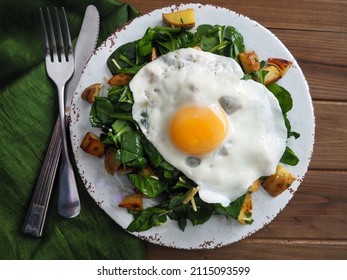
[22,118,61,237]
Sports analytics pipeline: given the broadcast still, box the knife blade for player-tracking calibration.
[65,5,100,114]
[22,5,100,236]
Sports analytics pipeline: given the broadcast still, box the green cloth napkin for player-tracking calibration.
[0,0,146,259]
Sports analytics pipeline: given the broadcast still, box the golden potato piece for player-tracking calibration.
[262,165,296,197]
[108,73,133,86]
[248,179,260,193]
[263,65,282,85]
[104,147,121,175]
[80,132,105,158]
[237,192,253,225]
[238,51,261,73]
[268,58,293,76]
[162,9,195,28]
[119,193,143,211]
[81,83,102,103]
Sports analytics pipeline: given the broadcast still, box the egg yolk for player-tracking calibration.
[169,105,228,156]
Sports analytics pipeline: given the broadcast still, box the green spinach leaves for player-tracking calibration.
[106,24,246,76]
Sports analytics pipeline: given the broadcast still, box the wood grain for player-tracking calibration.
[124,0,347,259]
[311,102,347,170]
[147,241,347,260]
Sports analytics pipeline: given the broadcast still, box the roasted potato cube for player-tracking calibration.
[268,58,292,76]
[119,193,143,211]
[262,165,296,197]
[104,147,121,175]
[108,73,133,86]
[237,192,253,225]
[80,132,105,157]
[263,65,282,85]
[162,9,195,28]
[248,179,260,193]
[81,83,102,103]
[238,51,261,73]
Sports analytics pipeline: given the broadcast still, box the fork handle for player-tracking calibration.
[57,85,81,218]
[22,118,62,237]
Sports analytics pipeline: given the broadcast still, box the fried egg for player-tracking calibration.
[130,48,287,206]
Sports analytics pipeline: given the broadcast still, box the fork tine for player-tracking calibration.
[39,8,50,60]
[52,7,64,62]
[61,7,73,61]
[40,7,73,63]
[45,7,59,62]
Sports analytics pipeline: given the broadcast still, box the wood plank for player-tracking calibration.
[127,0,347,32]
[147,241,347,260]
[231,0,347,33]
[147,171,347,259]
[310,101,347,170]
[301,63,347,102]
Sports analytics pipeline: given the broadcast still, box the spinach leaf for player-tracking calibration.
[137,28,156,57]
[214,194,246,219]
[157,160,181,181]
[223,25,245,58]
[196,24,245,58]
[267,83,293,114]
[167,197,191,231]
[107,41,137,74]
[284,114,301,139]
[127,206,168,232]
[108,120,134,145]
[116,131,147,167]
[153,27,183,54]
[172,175,196,190]
[187,197,215,226]
[267,83,301,142]
[166,194,214,231]
[140,135,181,181]
[140,135,164,168]
[280,146,299,166]
[197,24,221,52]
[108,85,134,112]
[128,174,167,198]
[89,97,117,127]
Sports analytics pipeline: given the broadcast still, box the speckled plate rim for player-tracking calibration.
[69,3,315,249]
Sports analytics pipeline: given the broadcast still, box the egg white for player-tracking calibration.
[130,48,287,206]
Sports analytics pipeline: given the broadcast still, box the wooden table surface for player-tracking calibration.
[124,0,347,259]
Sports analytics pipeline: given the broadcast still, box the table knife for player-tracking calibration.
[22,5,100,237]
[57,5,100,219]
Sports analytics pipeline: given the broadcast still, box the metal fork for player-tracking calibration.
[22,7,80,237]
[40,7,81,219]
[41,7,81,216]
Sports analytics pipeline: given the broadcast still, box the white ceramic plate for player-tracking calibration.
[70,3,315,249]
